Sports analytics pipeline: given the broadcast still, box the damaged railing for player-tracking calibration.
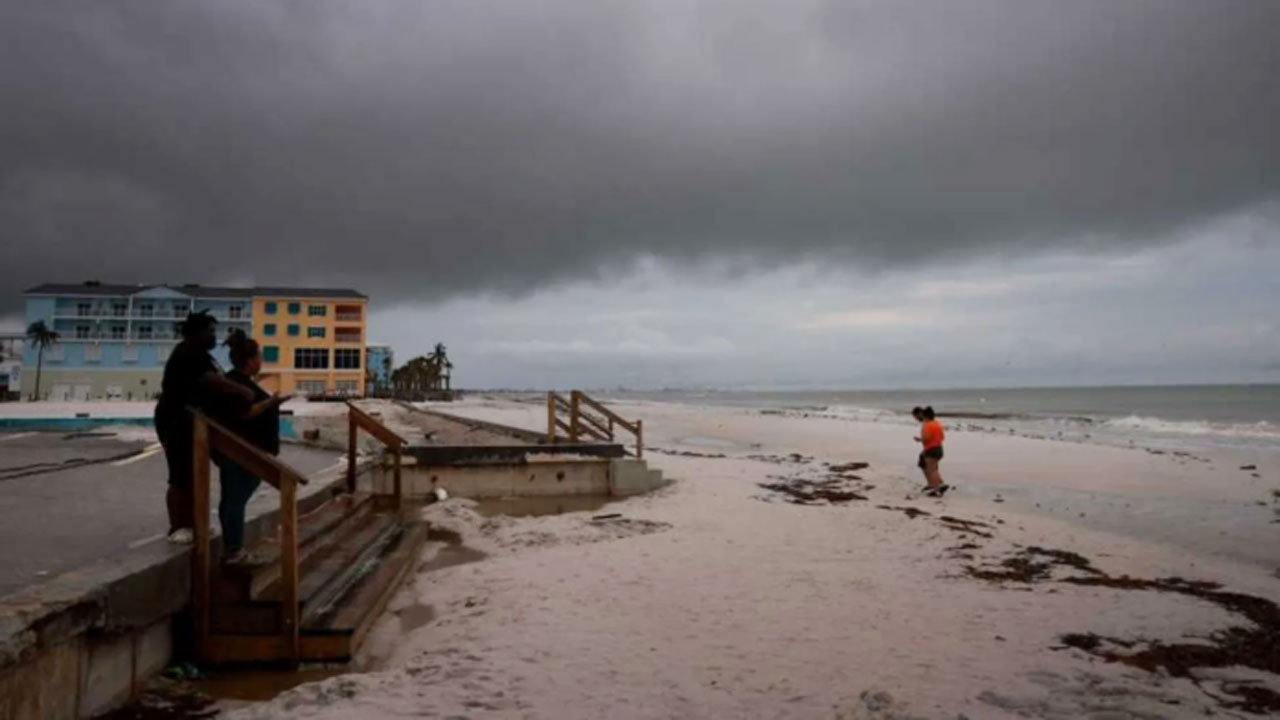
[546,390,644,457]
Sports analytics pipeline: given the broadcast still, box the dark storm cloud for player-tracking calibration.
[1,0,1277,311]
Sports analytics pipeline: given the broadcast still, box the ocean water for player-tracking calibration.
[608,385,1280,451]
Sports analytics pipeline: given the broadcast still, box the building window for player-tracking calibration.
[77,302,92,317]
[85,345,103,363]
[307,327,326,339]
[294,348,329,369]
[137,325,153,340]
[112,303,127,317]
[307,304,327,317]
[287,324,300,337]
[263,324,277,336]
[264,302,277,315]
[138,303,153,318]
[288,302,301,315]
[229,305,243,319]
[122,345,139,363]
[296,379,327,396]
[110,325,126,340]
[335,380,358,394]
[335,305,362,322]
[335,329,361,344]
[263,346,279,364]
[334,349,361,369]
[172,305,187,318]
[75,325,91,340]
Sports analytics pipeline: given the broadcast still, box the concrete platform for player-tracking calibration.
[0,430,344,597]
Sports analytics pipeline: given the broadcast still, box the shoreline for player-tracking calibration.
[222,396,1280,719]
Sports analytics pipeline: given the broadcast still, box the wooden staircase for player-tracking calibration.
[190,402,425,666]
[546,390,644,457]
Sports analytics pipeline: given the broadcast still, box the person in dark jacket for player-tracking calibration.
[217,329,291,565]
[154,311,254,544]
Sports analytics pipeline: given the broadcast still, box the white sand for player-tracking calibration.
[228,397,1280,719]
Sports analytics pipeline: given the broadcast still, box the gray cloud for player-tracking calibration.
[1,0,1277,312]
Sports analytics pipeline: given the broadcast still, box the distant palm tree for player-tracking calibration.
[427,343,450,390]
[25,321,60,401]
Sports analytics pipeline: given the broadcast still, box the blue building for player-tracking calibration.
[365,343,394,394]
[21,282,366,401]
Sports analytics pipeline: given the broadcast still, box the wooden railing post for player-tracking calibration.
[191,414,212,663]
[570,392,581,443]
[280,471,300,664]
[635,419,643,458]
[347,412,357,494]
[393,445,403,510]
[546,392,556,444]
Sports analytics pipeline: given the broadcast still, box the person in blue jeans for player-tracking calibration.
[216,329,291,565]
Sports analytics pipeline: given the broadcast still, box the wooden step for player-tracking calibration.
[206,521,429,664]
[213,493,374,602]
[302,521,430,661]
[210,504,396,636]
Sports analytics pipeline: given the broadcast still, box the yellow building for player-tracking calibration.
[250,288,368,397]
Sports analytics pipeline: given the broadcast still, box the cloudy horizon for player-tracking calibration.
[2,1,1277,389]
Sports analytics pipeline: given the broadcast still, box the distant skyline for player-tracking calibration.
[2,1,1277,389]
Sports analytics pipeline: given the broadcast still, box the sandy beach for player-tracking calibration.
[202,395,1279,718]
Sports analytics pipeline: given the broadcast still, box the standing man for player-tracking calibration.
[154,311,253,543]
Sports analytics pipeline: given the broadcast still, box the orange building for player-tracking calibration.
[250,288,368,397]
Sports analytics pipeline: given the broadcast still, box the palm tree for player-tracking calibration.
[25,321,60,401]
[427,343,450,390]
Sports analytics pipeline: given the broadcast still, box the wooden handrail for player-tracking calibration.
[345,401,406,506]
[546,391,644,457]
[190,407,305,665]
[573,391,639,434]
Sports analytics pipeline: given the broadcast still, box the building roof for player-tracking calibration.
[23,283,366,300]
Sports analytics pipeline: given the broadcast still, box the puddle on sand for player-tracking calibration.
[472,494,615,518]
[419,543,487,573]
[396,602,437,632]
[191,665,347,705]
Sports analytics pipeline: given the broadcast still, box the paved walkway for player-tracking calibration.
[0,431,342,597]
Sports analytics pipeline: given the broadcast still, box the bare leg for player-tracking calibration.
[924,458,942,490]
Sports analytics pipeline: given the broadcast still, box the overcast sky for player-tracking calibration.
[1,1,1277,388]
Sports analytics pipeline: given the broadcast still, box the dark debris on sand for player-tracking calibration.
[937,515,995,538]
[747,452,814,464]
[970,547,1280,715]
[876,505,931,519]
[650,447,728,459]
[828,462,870,473]
[965,546,1104,583]
[758,477,867,505]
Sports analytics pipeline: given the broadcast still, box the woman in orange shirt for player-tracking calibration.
[913,406,949,497]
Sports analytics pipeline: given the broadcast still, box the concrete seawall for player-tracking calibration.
[0,461,365,720]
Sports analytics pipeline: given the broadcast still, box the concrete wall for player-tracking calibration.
[371,456,669,500]
[382,458,612,499]
[0,617,172,720]
[0,463,368,720]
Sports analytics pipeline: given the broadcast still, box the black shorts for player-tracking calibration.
[917,446,943,468]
